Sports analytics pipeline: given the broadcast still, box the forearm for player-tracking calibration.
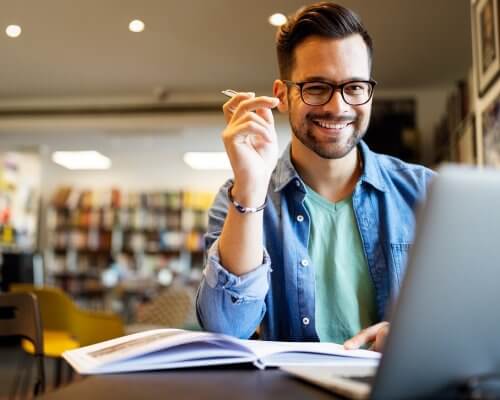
[218,183,267,276]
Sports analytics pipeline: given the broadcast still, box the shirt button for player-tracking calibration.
[302,317,310,326]
[295,180,300,187]
[300,259,309,267]
[296,214,304,222]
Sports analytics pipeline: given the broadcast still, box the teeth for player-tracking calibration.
[314,120,350,129]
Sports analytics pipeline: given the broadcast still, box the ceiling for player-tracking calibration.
[0,0,472,102]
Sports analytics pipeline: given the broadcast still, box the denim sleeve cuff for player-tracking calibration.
[203,238,272,301]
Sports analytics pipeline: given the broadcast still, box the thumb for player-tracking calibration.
[344,338,360,350]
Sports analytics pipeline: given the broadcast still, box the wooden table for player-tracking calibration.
[39,367,341,400]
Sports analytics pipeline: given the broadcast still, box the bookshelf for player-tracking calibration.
[46,186,213,297]
[0,152,40,252]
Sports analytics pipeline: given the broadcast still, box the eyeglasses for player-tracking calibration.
[283,79,377,106]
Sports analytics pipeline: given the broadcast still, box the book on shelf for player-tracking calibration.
[51,186,72,208]
[63,328,380,374]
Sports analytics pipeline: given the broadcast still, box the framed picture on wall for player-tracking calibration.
[475,0,500,95]
[481,89,500,167]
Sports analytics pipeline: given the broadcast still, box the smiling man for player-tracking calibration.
[196,2,434,351]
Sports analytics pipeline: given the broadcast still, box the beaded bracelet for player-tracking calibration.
[227,184,267,214]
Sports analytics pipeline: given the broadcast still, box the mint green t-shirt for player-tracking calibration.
[304,186,378,344]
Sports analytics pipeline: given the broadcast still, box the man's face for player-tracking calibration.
[276,34,373,159]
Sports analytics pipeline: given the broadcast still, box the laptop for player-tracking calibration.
[282,165,500,400]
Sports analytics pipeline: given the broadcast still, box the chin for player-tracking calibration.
[306,134,362,160]
[311,146,354,160]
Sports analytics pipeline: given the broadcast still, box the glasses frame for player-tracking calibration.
[283,79,377,106]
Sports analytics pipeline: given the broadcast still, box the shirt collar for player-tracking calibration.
[272,140,387,193]
[273,143,301,192]
[358,140,387,192]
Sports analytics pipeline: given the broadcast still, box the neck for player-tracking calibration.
[291,138,362,203]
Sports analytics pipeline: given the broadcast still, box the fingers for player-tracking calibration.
[255,106,275,126]
[373,323,389,352]
[232,109,270,131]
[223,94,279,124]
[222,112,275,142]
[344,322,389,351]
[223,92,254,122]
[344,325,379,350]
[223,103,278,145]
[232,96,280,121]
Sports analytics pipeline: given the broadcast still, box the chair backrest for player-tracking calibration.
[11,283,125,346]
[137,285,194,328]
[0,292,46,394]
[10,284,74,331]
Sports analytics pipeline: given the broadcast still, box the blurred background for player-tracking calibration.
[0,0,475,328]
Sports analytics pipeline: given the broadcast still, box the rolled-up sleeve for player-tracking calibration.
[203,238,272,302]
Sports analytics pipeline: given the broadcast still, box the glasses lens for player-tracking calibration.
[343,82,372,105]
[301,82,333,106]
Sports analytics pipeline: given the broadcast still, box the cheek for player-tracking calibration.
[356,106,371,127]
[289,100,308,122]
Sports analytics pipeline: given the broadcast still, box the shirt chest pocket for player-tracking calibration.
[390,243,412,287]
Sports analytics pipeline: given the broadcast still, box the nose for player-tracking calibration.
[325,89,350,114]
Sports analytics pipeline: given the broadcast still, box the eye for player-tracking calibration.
[344,82,368,95]
[302,83,331,96]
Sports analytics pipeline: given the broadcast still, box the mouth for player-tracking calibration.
[311,118,354,132]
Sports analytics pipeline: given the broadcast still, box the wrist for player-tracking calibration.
[228,183,268,214]
[231,181,268,207]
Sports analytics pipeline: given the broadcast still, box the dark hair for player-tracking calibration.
[276,2,373,79]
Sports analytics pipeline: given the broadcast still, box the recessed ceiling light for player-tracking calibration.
[52,151,111,170]
[268,13,287,27]
[183,152,231,170]
[5,25,22,38]
[129,19,145,33]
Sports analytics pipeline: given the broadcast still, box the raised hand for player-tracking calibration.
[222,92,280,204]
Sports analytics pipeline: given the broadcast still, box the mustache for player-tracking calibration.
[306,112,356,121]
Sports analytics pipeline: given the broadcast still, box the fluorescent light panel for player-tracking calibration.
[52,151,111,170]
[183,152,230,170]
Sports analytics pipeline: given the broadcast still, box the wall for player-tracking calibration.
[377,86,455,165]
[25,114,293,198]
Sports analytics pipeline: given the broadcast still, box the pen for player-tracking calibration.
[221,89,241,113]
[221,89,279,114]
[221,89,239,98]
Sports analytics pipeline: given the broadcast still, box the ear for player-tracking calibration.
[273,79,289,113]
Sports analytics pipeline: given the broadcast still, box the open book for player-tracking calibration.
[63,329,380,374]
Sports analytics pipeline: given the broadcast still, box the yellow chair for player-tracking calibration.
[9,284,124,386]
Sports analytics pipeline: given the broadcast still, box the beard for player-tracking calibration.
[289,110,368,160]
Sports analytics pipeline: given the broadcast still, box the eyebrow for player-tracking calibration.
[300,76,370,84]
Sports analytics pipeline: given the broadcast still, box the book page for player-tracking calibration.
[63,329,254,374]
[113,342,253,368]
[88,330,183,360]
[241,339,381,361]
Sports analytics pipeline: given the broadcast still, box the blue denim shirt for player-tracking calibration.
[196,141,435,341]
